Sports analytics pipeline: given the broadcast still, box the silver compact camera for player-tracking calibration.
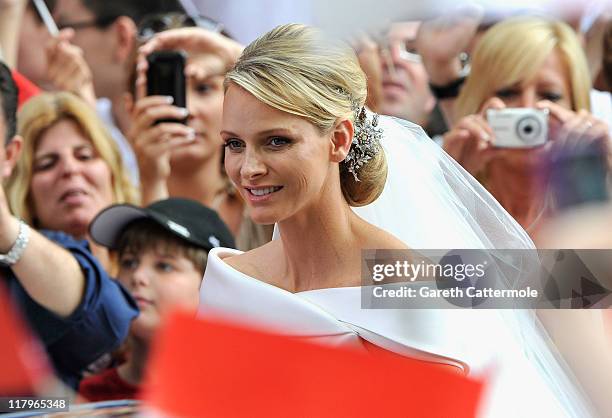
[486,108,549,148]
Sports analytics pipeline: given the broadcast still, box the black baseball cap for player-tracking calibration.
[89,198,235,251]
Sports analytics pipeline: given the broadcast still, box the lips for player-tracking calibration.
[244,186,283,202]
[59,188,88,203]
[132,295,154,306]
[382,80,407,93]
[248,186,282,196]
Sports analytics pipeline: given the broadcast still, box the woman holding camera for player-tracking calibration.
[442,17,610,235]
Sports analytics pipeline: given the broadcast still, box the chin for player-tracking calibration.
[248,208,285,226]
[249,213,279,225]
[62,216,94,238]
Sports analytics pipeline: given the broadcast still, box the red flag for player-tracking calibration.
[10,70,41,108]
[0,282,51,395]
[143,311,485,418]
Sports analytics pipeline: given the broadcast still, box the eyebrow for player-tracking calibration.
[220,128,295,138]
[34,144,92,159]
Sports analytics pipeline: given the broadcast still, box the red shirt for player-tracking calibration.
[78,367,139,402]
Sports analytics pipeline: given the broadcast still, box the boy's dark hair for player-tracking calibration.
[0,61,18,145]
[117,219,208,275]
[81,0,183,26]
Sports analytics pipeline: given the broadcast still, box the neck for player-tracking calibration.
[487,160,549,231]
[117,335,149,386]
[276,174,364,292]
[168,155,225,206]
[110,95,132,135]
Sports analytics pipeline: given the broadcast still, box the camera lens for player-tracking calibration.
[515,116,542,144]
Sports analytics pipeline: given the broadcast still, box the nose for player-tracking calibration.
[380,45,400,74]
[517,89,537,108]
[240,148,267,181]
[59,155,80,177]
[130,264,150,289]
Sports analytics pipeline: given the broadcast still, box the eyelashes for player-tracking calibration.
[495,88,564,103]
[223,136,293,152]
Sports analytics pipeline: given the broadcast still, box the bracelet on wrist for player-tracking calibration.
[0,220,30,266]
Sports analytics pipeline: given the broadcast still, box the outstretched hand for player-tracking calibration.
[46,28,96,106]
[137,27,243,81]
[416,4,483,85]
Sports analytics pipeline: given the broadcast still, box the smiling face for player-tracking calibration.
[29,118,114,238]
[222,84,335,224]
[490,48,573,110]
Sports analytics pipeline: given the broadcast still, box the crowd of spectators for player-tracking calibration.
[0,0,610,416]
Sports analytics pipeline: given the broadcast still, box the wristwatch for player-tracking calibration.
[0,220,30,266]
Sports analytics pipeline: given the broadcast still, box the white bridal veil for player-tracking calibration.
[360,116,595,417]
[353,116,534,250]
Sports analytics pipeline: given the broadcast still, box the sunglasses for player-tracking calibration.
[137,12,223,42]
[56,15,119,31]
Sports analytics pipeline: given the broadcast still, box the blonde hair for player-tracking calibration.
[7,92,139,225]
[226,23,387,206]
[456,17,591,117]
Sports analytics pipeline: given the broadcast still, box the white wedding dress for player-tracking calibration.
[199,116,596,417]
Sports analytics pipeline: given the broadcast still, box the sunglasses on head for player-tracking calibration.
[137,12,223,41]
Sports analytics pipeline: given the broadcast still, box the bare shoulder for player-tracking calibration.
[359,220,409,250]
[223,240,282,283]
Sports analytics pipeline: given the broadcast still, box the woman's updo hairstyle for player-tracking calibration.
[226,23,387,206]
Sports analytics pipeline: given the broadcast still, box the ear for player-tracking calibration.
[114,16,137,63]
[3,136,22,179]
[329,119,354,163]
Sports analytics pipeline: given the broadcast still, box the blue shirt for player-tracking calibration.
[2,231,138,388]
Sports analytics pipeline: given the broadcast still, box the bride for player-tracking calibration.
[139,24,596,417]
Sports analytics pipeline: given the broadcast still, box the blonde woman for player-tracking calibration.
[442,17,610,235]
[138,24,596,417]
[7,91,138,269]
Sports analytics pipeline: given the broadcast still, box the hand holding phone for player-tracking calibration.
[146,50,187,124]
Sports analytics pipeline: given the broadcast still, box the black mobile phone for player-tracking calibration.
[146,50,187,123]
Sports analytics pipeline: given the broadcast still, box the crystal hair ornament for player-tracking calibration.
[344,107,383,182]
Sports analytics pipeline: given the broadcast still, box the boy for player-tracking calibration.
[79,197,234,400]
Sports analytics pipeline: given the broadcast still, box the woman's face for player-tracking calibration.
[222,85,333,224]
[171,54,225,166]
[30,118,114,238]
[490,48,572,110]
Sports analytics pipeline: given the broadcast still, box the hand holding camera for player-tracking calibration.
[442,97,502,175]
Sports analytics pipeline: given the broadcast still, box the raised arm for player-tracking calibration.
[0,183,85,317]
